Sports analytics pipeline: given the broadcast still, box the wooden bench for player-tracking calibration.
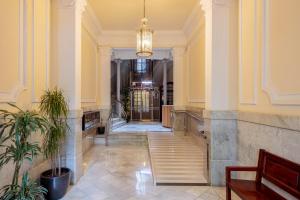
[226,149,300,200]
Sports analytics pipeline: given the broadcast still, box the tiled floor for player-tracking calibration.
[113,122,172,133]
[62,143,241,200]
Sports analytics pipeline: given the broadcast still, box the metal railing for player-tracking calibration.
[104,100,128,146]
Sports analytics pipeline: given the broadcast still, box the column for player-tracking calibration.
[98,46,112,122]
[162,59,168,105]
[116,59,122,117]
[51,0,86,184]
[200,0,238,186]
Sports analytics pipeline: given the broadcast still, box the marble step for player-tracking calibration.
[94,133,147,145]
[111,120,127,130]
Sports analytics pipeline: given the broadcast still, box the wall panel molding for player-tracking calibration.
[0,0,27,102]
[262,0,300,105]
[238,0,257,105]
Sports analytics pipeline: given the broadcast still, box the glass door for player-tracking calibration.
[130,88,160,121]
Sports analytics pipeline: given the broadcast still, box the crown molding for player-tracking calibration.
[82,2,102,43]
[183,2,205,43]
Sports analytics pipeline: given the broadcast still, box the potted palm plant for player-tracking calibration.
[39,88,70,200]
[121,87,131,122]
[0,103,48,200]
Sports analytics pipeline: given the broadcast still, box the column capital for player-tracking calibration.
[162,58,169,64]
[53,0,87,13]
[113,59,122,65]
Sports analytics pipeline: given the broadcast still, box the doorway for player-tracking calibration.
[130,87,160,121]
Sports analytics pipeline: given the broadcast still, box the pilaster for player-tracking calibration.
[51,0,86,184]
[199,0,238,186]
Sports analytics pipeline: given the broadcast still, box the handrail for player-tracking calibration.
[104,100,128,146]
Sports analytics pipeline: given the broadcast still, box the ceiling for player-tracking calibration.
[88,0,200,31]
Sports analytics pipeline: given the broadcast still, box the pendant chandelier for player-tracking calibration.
[136,0,153,57]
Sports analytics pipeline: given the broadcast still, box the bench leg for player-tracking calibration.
[226,185,231,200]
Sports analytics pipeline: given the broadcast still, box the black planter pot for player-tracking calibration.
[40,168,71,200]
[98,126,105,134]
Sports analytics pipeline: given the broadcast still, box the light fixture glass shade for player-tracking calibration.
[136,18,153,57]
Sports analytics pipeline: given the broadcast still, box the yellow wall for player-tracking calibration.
[0,0,49,108]
[185,25,206,108]
[81,25,99,108]
[238,0,300,115]
[0,0,50,187]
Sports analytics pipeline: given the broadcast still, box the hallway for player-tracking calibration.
[62,143,240,200]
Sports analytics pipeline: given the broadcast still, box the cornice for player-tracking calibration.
[82,2,102,42]
[183,3,205,43]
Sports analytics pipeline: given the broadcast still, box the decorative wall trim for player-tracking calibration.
[238,0,257,105]
[262,0,300,105]
[0,0,27,102]
[32,0,50,103]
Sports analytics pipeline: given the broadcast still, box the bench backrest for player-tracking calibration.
[256,149,300,199]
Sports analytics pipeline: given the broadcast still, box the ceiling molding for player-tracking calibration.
[82,2,102,43]
[183,2,205,43]
[84,1,205,48]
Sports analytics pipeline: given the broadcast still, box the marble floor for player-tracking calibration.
[113,122,172,133]
[62,143,241,200]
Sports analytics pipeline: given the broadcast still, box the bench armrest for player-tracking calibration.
[226,166,258,183]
